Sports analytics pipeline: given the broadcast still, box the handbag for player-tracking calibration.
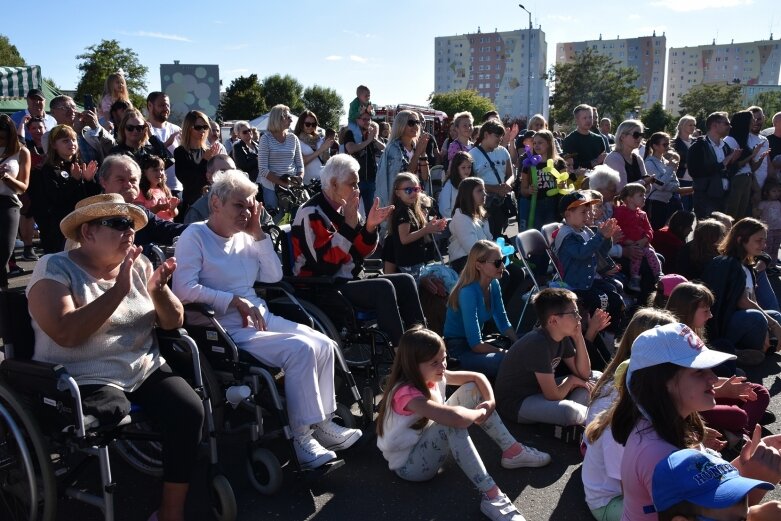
[475,145,517,218]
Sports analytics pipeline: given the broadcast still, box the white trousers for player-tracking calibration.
[229,313,337,431]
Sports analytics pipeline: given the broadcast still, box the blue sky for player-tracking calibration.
[3,0,778,111]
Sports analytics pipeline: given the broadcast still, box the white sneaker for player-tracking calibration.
[480,493,526,521]
[313,421,362,451]
[501,445,552,469]
[293,432,336,469]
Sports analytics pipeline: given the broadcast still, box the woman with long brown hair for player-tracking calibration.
[175,110,222,209]
[0,114,31,288]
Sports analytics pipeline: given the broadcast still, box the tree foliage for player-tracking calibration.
[301,85,344,130]
[677,83,743,129]
[549,48,643,129]
[754,91,781,120]
[428,89,496,120]
[74,39,148,111]
[216,74,266,121]
[0,34,25,66]
[261,74,304,113]
[641,101,676,135]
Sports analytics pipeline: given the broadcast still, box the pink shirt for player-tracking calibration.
[134,188,175,221]
[392,382,439,415]
[620,419,677,521]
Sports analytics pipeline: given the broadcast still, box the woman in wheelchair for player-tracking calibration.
[290,154,427,346]
[172,169,362,470]
[26,193,204,521]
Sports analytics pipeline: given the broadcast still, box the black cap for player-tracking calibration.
[558,191,597,214]
[26,88,44,100]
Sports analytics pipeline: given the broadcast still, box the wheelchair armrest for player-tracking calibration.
[254,280,297,294]
[184,303,215,317]
[155,328,187,340]
[1,358,68,381]
[282,275,337,286]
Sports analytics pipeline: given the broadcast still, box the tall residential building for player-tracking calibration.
[666,38,781,113]
[556,33,667,110]
[434,27,548,120]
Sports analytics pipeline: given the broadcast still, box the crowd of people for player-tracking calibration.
[4,71,781,520]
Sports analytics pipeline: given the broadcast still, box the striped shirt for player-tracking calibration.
[257,132,304,190]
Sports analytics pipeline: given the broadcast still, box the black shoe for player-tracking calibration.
[7,265,26,278]
[760,411,776,426]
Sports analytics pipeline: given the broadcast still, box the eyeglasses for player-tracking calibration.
[629,131,643,139]
[95,217,134,232]
[283,114,292,120]
[479,258,504,268]
[398,186,422,195]
[241,129,251,135]
[54,105,77,112]
[556,310,582,320]
[193,125,209,132]
[125,124,146,133]
[304,121,317,128]
[407,120,421,127]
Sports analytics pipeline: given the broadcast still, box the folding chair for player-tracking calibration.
[514,229,553,331]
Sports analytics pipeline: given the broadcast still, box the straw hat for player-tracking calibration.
[60,194,148,241]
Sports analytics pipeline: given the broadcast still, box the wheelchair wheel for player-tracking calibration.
[298,300,343,348]
[331,402,357,430]
[0,381,57,521]
[112,424,164,478]
[209,473,237,521]
[245,447,283,495]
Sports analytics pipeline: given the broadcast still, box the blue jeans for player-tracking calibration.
[756,270,780,312]
[445,337,505,379]
[726,309,781,351]
[262,186,279,209]
[359,180,375,216]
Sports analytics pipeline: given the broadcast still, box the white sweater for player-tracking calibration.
[172,222,282,330]
[447,209,492,263]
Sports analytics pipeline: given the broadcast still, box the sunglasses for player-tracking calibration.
[126,124,146,133]
[407,119,421,127]
[480,258,504,268]
[241,129,251,135]
[398,186,422,195]
[629,131,643,139]
[193,125,209,132]
[304,121,317,128]
[96,217,134,232]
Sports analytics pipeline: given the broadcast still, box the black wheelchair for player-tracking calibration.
[0,289,236,521]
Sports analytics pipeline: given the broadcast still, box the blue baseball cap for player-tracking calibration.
[652,449,773,513]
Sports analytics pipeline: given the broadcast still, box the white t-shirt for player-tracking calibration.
[0,149,20,198]
[149,122,183,191]
[724,136,751,175]
[743,265,755,300]
[300,139,324,184]
[469,146,511,187]
[583,384,623,510]
[749,133,770,187]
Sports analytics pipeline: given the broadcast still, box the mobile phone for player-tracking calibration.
[84,94,95,112]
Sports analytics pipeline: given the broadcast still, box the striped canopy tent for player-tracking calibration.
[0,66,62,114]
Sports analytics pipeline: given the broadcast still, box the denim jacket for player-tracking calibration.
[553,223,612,290]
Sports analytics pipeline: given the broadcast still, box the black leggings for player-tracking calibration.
[79,364,204,483]
[0,196,20,287]
[340,273,426,345]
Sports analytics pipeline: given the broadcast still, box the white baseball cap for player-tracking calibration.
[626,323,736,388]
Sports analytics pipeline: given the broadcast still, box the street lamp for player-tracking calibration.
[518,4,533,122]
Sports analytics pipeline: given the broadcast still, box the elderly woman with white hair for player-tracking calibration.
[257,104,304,209]
[172,169,362,470]
[230,120,259,182]
[291,155,427,346]
[604,119,649,189]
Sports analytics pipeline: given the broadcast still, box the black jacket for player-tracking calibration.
[232,140,260,182]
[134,206,187,247]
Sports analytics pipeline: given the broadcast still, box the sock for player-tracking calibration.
[485,485,500,499]
[502,442,523,460]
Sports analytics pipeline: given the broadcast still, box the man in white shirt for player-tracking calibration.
[146,92,183,197]
[748,106,771,187]
[10,89,57,139]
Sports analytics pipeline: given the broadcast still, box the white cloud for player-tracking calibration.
[119,30,191,42]
[649,0,752,11]
[213,20,226,25]
[325,55,343,61]
[628,13,641,20]
[349,55,368,63]
[227,68,249,74]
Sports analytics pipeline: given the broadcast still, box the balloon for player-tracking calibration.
[544,159,574,197]
[495,237,516,267]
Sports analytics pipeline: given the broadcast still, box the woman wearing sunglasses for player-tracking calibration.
[294,110,333,184]
[28,124,100,254]
[109,109,174,174]
[604,119,649,190]
[231,120,259,182]
[376,110,430,208]
[175,110,222,210]
[443,240,518,379]
[28,193,204,521]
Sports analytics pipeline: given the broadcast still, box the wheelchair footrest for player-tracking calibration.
[299,458,345,481]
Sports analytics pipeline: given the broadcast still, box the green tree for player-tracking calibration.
[641,101,676,135]
[301,85,344,130]
[428,89,495,120]
[261,74,304,113]
[0,34,25,66]
[677,83,743,129]
[549,48,643,129]
[74,39,148,110]
[216,74,267,121]
[753,91,781,120]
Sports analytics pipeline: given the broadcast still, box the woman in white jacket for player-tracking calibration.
[448,177,492,273]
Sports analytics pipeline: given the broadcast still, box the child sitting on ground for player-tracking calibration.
[495,287,600,427]
[612,182,662,292]
[377,328,550,521]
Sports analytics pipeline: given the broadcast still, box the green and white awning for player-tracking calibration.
[0,66,41,99]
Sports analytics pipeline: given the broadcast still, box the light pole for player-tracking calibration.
[519,4,532,122]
